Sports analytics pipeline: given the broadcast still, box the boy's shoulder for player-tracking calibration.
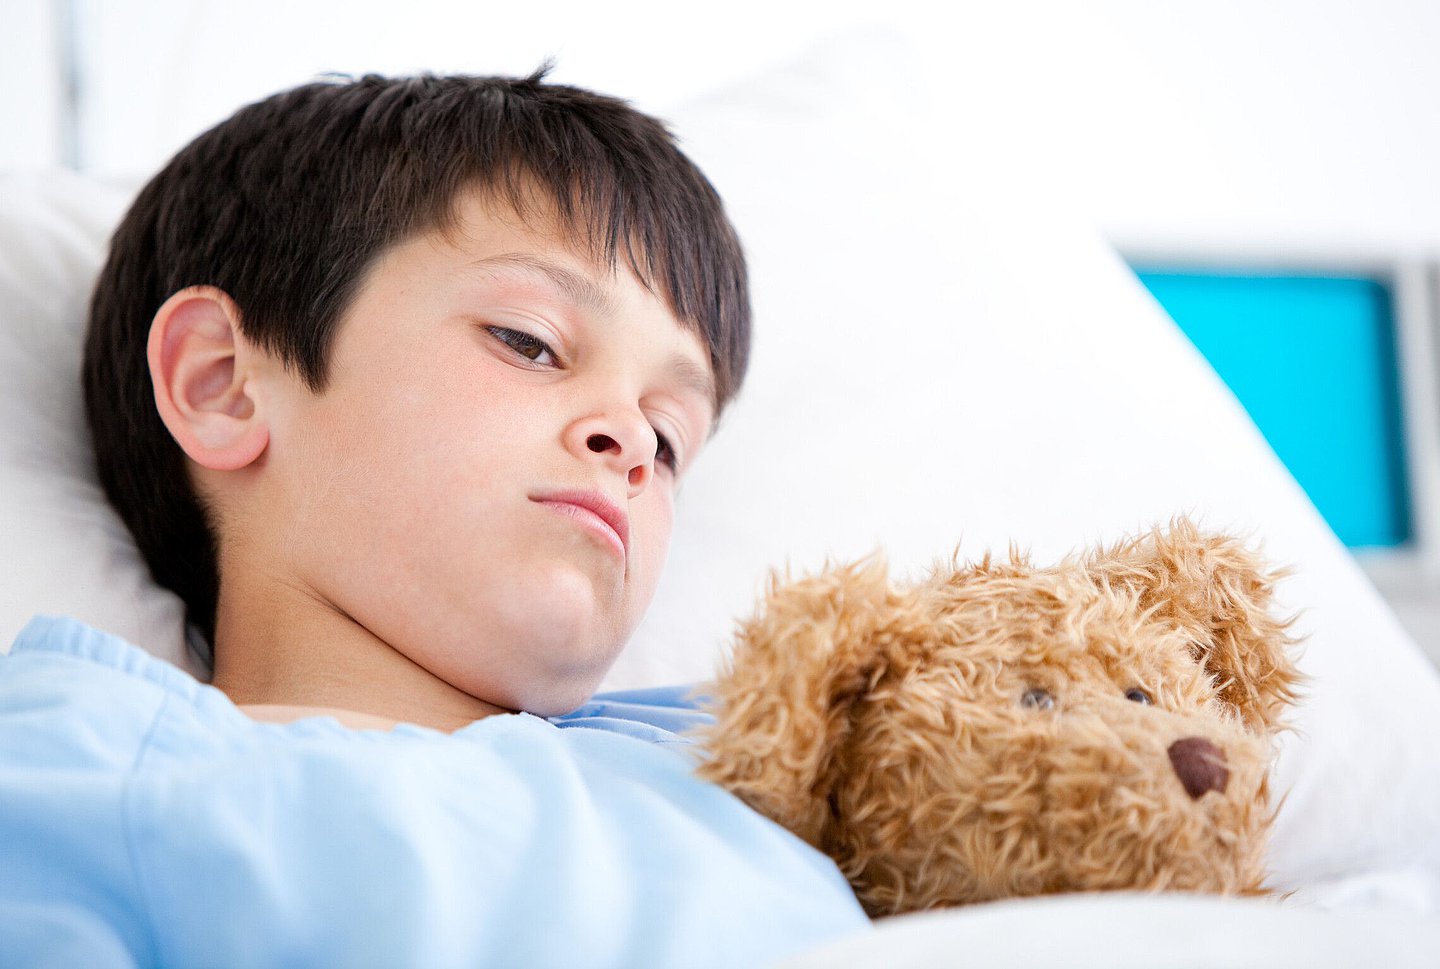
[0,621,868,969]
[2,614,196,762]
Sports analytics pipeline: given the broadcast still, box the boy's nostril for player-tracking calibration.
[587,433,618,454]
[1167,737,1229,799]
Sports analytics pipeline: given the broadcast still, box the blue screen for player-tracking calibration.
[1133,270,1411,548]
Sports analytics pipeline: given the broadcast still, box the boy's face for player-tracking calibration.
[257,188,715,715]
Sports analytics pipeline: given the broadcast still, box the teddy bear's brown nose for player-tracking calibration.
[1167,737,1229,799]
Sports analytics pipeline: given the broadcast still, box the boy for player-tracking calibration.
[0,72,869,966]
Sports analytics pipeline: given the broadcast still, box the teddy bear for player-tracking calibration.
[693,517,1304,917]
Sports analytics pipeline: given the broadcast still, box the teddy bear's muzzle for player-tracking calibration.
[1167,737,1230,799]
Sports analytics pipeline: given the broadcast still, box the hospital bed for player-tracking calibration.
[2,28,1438,967]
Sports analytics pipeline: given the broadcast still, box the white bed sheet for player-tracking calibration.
[778,892,1440,969]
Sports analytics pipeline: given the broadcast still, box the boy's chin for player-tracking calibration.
[467,649,616,718]
[384,551,648,716]
[456,567,637,714]
[528,553,647,638]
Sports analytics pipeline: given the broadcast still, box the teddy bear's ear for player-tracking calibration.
[1087,516,1304,732]
[694,556,901,847]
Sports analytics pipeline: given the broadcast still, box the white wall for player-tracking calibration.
[19,0,1438,258]
[0,0,67,170]
[904,0,1440,258]
[69,0,878,176]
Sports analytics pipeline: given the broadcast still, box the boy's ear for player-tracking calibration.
[147,285,270,471]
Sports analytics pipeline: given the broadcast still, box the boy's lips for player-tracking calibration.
[529,489,629,558]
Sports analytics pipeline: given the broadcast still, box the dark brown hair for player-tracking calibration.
[83,69,750,662]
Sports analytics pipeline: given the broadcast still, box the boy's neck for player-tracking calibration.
[209,571,512,734]
[236,703,407,732]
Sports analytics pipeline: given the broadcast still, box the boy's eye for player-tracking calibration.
[487,326,558,366]
[654,431,678,473]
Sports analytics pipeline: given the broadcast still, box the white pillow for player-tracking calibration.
[0,172,197,677]
[629,35,1440,908]
[1,34,1437,912]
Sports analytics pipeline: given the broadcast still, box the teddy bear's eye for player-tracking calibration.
[1125,688,1153,705]
[1021,688,1055,711]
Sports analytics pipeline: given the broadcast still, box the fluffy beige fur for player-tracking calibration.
[693,517,1304,917]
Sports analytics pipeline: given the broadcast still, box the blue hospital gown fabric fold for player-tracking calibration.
[0,616,869,968]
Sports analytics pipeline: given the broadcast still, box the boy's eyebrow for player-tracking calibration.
[472,251,718,416]
[668,354,718,427]
[471,252,619,320]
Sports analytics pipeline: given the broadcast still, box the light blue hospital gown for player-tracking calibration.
[0,616,869,968]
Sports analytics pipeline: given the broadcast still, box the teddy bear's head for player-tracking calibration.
[694,518,1304,916]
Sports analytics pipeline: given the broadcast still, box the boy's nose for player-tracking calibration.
[569,410,656,496]
[587,431,650,480]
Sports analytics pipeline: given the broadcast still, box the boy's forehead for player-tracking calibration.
[434,184,659,304]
